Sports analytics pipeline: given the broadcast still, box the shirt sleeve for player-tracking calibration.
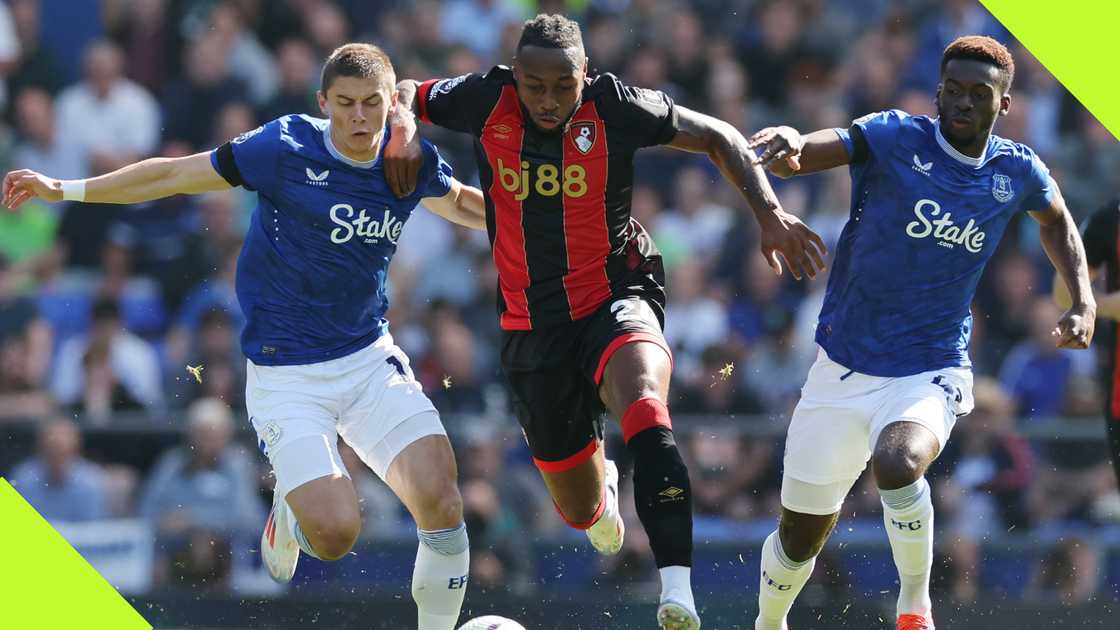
[209,117,287,196]
[837,109,908,163]
[1081,202,1118,270]
[418,140,454,200]
[1020,150,1059,213]
[605,75,680,148]
[416,73,491,133]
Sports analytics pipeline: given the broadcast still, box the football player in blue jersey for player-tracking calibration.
[745,36,1096,630]
[4,43,484,630]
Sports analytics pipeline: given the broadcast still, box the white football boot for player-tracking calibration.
[261,495,300,582]
[657,598,701,630]
[585,459,624,555]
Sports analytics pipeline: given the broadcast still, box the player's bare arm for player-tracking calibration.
[666,106,828,280]
[423,178,486,230]
[1030,185,1096,348]
[747,126,852,178]
[384,100,422,198]
[384,81,424,194]
[2,152,230,209]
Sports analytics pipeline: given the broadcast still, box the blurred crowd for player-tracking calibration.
[2,0,1119,603]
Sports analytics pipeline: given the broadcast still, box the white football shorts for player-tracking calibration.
[781,346,974,515]
[246,333,444,498]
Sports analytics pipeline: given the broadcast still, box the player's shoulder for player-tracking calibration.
[583,72,670,114]
[234,114,324,149]
[985,133,1042,165]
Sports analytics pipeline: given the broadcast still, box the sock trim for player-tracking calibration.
[418,523,469,556]
[621,397,673,443]
[293,521,322,560]
[772,531,809,571]
[880,477,929,511]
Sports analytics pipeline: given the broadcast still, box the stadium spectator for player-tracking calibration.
[1000,298,1092,420]
[54,39,160,177]
[49,297,164,423]
[933,378,1034,603]
[160,33,248,151]
[10,86,84,182]
[258,38,319,122]
[9,417,110,522]
[103,0,173,95]
[440,0,525,59]
[5,0,64,101]
[208,2,277,107]
[139,397,264,589]
[0,253,52,420]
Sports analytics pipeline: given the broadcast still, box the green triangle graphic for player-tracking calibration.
[981,0,1120,140]
[0,479,151,630]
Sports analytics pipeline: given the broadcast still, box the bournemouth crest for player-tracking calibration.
[570,121,596,154]
[992,173,1013,203]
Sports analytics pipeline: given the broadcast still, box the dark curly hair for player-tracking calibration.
[517,13,584,53]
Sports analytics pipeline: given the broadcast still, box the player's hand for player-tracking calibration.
[2,169,61,209]
[1052,302,1096,349]
[747,126,803,171]
[385,104,422,198]
[758,210,828,281]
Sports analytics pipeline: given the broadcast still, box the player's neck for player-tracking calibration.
[937,119,990,160]
[327,125,384,164]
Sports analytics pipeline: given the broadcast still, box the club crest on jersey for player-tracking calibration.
[992,173,1013,202]
[570,122,596,154]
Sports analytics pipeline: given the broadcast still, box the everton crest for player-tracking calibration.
[570,122,596,154]
[992,173,1013,203]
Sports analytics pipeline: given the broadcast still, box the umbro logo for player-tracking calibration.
[911,154,933,176]
[305,168,329,186]
[658,486,686,503]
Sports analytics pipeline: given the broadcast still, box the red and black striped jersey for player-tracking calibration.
[417,66,680,330]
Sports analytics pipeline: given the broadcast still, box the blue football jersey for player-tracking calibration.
[819,109,1057,376]
[209,115,453,365]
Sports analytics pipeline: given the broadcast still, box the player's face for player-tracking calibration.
[935,58,1010,145]
[513,45,587,133]
[318,74,396,159]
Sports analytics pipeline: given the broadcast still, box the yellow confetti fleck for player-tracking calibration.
[442,375,453,389]
[718,362,735,380]
[186,364,204,384]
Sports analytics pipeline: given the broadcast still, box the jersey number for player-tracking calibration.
[498,159,588,200]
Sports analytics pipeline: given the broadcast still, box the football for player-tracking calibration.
[457,616,527,630]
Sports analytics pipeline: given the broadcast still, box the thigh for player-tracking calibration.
[246,360,346,499]
[580,295,671,392]
[870,367,974,455]
[337,335,440,478]
[783,369,875,487]
[285,470,360,531]
[382,428,460,530]
[502,327,604,472]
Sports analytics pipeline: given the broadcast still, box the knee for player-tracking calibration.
[415,482,464,530]
[872,444,929,490]
[303,509,361,561]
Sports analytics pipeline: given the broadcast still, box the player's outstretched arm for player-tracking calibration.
[1032,187,1096,348]
[666,106,828,280]
[423,178,486,231]
[2,152,230,209]
[746,126,851,178]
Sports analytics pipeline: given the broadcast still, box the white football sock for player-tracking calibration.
[756,530,815,630]
[659,565,695,610]
[880,477,934,618]
[413,523,470,630]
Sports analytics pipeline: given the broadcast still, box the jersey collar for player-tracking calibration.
[933,118,987,168]
[322,123,385,169]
